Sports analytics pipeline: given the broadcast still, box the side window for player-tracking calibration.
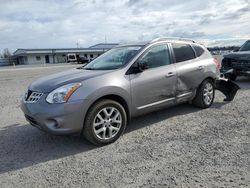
[172,43,196,63]
[192,44,205,57]
[140,45,171,69]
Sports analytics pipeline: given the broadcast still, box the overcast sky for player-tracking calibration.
[0,0,250,52]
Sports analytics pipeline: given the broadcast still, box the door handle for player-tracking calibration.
[197,66,204,71]
[165,72,175,78]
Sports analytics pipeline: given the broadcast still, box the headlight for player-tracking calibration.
[46,83,82,104]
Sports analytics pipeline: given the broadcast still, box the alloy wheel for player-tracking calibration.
[203,82,214,106]
[93,107,122,140]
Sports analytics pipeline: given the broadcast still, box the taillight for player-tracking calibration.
[213,58,221,69]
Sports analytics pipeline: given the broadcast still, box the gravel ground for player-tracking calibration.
[0,64,249,188]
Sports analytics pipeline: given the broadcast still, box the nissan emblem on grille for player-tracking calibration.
[25,92,43,103]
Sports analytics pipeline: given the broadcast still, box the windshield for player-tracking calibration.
[239,41,250,51]
[84,46,142,70]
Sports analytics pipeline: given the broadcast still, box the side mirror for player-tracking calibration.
[126,61,149,75]
[233,48,240,52]
[138,60,149,71]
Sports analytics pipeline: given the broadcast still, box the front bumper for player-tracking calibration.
[221,68,250,76]
[21,95,90,135]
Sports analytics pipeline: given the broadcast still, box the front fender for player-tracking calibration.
[86,86,131,105]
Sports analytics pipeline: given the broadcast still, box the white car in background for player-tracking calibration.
[66,54,77,63]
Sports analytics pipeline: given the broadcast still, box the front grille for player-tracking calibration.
[25,91,43,103]
[232,60,250,67]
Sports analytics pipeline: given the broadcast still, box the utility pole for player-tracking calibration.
[76,41,79,48]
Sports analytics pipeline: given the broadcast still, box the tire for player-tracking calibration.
[226,74,237,81]
[192,79,215,109]
[83,99,127,146]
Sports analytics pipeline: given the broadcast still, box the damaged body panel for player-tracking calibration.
[215,78,240,101]
[221,40,250,80]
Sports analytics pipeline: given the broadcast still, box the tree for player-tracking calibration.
[3,48,12,58]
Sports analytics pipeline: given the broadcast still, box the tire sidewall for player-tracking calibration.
[85,100,127,145]
[201,80,215,108]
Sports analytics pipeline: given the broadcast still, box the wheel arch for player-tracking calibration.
[193,76,215,98]
[202,76,215,83]
[83,94,131,129]
[97,94,130,121]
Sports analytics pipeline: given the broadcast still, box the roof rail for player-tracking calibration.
[151,37,197,43]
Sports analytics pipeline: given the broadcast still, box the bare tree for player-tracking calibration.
[3,48,12,58]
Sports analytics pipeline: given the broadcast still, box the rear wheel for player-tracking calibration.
[83,99,127,146]
[192,79,215,108]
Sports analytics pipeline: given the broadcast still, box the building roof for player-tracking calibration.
[89,43,119,49]
[13,43,119,56]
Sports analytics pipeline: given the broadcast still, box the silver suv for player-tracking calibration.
[21,38,220,145]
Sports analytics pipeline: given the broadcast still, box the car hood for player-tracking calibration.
[224,51,250,60]
[29,68,112,92]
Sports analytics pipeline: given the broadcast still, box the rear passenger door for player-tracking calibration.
[171,43,205,99]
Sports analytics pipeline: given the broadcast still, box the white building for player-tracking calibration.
[13,43,118,65]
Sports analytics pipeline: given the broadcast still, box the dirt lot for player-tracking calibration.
[0,64,249,188]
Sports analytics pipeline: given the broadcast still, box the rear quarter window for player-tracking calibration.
[172,43,196,63]
[192,44,205,57]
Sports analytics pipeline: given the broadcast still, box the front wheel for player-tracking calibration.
[83,99,127,146]
[192,79,215,108]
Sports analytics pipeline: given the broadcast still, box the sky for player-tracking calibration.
[0,0,250,52]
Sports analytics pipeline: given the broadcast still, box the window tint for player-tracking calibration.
[192,44,205,57]
[140,45,171,69]
[172,43,196,63]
